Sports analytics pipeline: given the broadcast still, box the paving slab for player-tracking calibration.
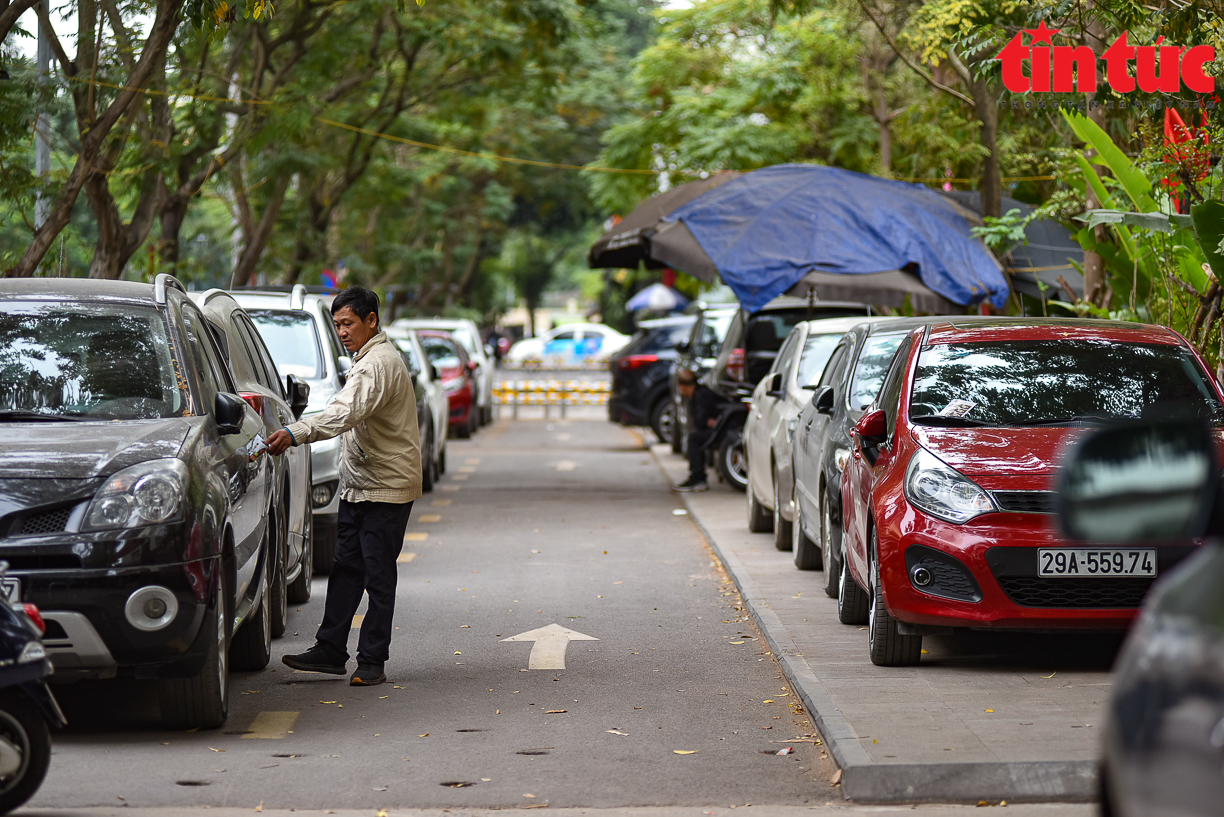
[651,444,1113,804]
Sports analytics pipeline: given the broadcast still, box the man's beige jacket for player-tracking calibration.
[285,331,421,504]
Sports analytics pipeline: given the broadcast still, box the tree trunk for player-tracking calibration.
[1080,13,1109,307]
[971,75,1000,219]
[231,174,292,288]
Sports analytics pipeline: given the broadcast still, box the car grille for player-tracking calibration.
[991,491,1057,514]
[996,576,1153,608]
[15,506,73,536]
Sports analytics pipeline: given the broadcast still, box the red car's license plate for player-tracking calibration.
[1037,549,1156,577]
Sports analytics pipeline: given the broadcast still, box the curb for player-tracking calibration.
[652,447,1097,805]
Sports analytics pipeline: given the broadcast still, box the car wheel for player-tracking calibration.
[867,532,922,667]
[792,486,821,570]
[0,689,53,814]
[454,414,472,439]
[819,490,839,598]
[422,428,435,492]
[746,478,772,532]
[772,470,793,551]
[670,398,685,454]
[717,430,748,493]
[1098,760,1117,817]
[231,550,272,672]
[649,398,674,445]
[837,544,869,625]
[269,504,288,639]
[438,442,447,475]
[159,566,230,729]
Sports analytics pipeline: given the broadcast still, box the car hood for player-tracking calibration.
[0,418,192,479]
[910,426,1077,477]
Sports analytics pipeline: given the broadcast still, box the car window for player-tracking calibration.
[448,326,480,359]
[849,333,907,412]
[629,324,694,355]
[0,302,186,420]
[818,340,849,389]
[182,306,233,408]
[247,310,325,380]
[211,316,262,388]
[235,314,284,397]
[395,337,424,374]
[421,336,462,369]
[878,336,914,441]
[910,340,1224,426]
[769,332,800,376]
[796,332,848,387]
[694,311,733,358]
[550,330,576,342]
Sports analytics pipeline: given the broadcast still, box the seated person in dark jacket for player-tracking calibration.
[675,369,727,491]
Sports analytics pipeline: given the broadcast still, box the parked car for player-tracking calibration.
[391,317,494,426]
[1053,421,1224,817]
[191,290,314,632]
[744,317,887,549]
[386,326,450,491]
[506,323,630,367]
[609,315,695,444]
[791,317,957,593]
[231,286,347,573]
[0,275,275,728]
[839,318,1223,666]
[670,305,737,454]
[418,331,478,438]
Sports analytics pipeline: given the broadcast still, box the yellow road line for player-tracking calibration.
[397,552,417,564]
[242,711,299,739]
[465,458,481,464]
[458,466,476,473]
[441,485,461,492]
[418,514,441,523]
[431,499,452,506]
[352,614,364,628]
[452,475,469,481]
[404,532,428,542]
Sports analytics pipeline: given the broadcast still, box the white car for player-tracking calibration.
[506,323,630,366]
[391,317,494,426]
[744,317,889,550]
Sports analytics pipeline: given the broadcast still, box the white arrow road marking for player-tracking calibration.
[501,623,598,670]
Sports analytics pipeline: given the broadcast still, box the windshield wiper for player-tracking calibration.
[910,414,993,427]
[1009,415,1115,426]
[0,410,91,423]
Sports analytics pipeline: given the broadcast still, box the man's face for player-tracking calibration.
[333,306,379,353]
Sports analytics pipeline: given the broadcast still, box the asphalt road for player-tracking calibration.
[30,419,838,812]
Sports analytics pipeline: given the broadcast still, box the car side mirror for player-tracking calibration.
[765,371,784,399]
[813,385,835,415]
[285,375,310,421]
[214,392,247,435]
[1058,420,1218,544]
[430,364,441,381]
[336,355,352,385]
[675,340,690,354]
[852,409,887,446]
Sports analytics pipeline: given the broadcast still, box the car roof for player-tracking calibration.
[638,316,696,330]
[229,288,332,311]
[924,317,1183,346]
[0,277,161,308]
[797,316,892,335]
[750,296,871,314]
[393,317,476,329]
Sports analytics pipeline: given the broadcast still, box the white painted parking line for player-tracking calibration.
[242,711,299,739]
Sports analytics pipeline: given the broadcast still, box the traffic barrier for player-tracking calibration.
[493,380,610,418]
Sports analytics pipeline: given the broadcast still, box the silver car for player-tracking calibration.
[391,317,493,426]
[230,286,347,573]
[744,317,887,550]
[386,326,450,489]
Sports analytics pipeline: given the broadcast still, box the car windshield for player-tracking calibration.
[626,323,693,355]
[0,302,185,420]
[247,310,324,380]
[448,327,479,358]
[421,337,461,369]
[693,311,734,358]
[849,333,905,411]
[796,332,846,387]
[910,340,1224,426]
[393,338,424,373]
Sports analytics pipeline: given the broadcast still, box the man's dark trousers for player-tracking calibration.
[686,429,716,482]
[315,498,414,666]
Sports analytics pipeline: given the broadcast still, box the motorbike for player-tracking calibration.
[0,561,65,815]
[708,394,752,492]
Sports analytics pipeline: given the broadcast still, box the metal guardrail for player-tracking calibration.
[500,358,612,372]
[493,380,610,418]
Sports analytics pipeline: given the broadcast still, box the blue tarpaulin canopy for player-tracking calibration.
[653,165,1009,313]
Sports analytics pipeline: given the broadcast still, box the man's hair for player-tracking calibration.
[677,369,698,386]
[331,286,380,326]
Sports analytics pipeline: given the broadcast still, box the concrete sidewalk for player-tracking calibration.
[651,445,1111,805]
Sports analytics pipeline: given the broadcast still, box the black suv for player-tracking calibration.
[608,315,694,444]
[0,275,275,729]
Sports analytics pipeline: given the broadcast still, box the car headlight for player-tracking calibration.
[83,459,188,531]
[834,447,851,473]
[904,448,995,524]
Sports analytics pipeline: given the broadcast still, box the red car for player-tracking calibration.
[418,330,478,438]
[839,318,1224,666]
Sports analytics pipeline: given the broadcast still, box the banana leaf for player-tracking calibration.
[1062,111,1159,212]
[1076,210,1195,233]
[1192,200,1224,282]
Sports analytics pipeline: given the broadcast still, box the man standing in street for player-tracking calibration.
[265,287,421,687]
[673,369,724,492]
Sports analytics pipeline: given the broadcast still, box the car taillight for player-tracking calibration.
[727,348,745,381]
[617,355,659,371]
[239,392,265,415]
[22,603,45,634]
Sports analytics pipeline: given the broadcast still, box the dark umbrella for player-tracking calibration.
[588,172,742,270]
[648,164,1009,313]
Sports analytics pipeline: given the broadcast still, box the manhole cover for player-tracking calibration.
[441,781,477,788]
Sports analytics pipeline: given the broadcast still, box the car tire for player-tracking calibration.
[717,430,748,493]
[867,533,922,667]
[649,398,674,445]
[454,414,472,439]
[422,428,435,492]
[269,503,288,639]
[670,398,685,454]
[838,546,869,625]
[159,567,230,730]
[0,688,53,815]
[792,487,821,570]
[288,527,313,604]
[230,554,272,672]
[438,443,447,475]
[772,470,793,551]
[819,490,839,598]
[746,480,772,533]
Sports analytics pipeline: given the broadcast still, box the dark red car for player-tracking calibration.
[418,330,478,439]
[838,318,1224,666]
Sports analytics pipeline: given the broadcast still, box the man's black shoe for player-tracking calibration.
[674,478,709,492]
[282,644,347,675]
[350,663,386,686]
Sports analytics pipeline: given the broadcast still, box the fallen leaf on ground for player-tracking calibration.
[545,710,566,714]
[523,793,537,798]
[605,729,628,736]
[729,641,745,644]
[985,709,994,713]
[831,769,843,786]
[209,748,224,752]
[255,802,263,812]
[372,787,387,791]
[418,733,429,737]
[320,701,338,704]
[454,651,462,655]
[673,750,697,755]
[1041,672,1057,679]
[762,700,774,703]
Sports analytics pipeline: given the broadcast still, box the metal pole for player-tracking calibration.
[34,11,50,233]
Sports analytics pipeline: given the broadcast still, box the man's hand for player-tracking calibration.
[706,417,717,428]
[266,429,296,456]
